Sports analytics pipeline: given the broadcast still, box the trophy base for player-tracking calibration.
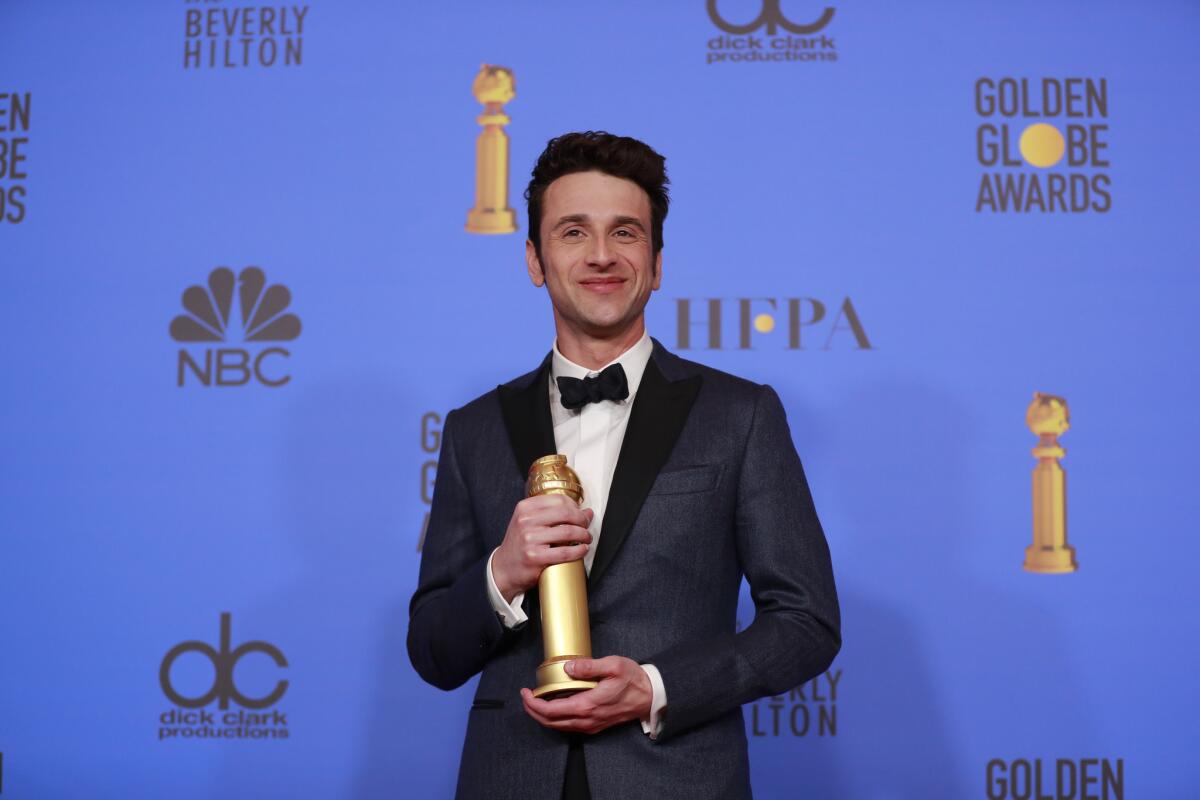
[532,658,597,700]
[466,208,517,234]
[1023,545,1077,574]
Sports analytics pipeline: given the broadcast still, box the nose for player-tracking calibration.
[586,235,616,269]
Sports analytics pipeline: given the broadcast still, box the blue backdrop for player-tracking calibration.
[2,1,1198,797]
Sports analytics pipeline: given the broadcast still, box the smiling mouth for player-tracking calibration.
[579,277,626,293]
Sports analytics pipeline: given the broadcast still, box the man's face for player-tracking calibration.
[526,170,662,342]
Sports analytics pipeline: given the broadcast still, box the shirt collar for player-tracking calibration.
[550,331,653,407]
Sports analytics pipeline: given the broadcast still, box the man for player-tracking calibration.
[408,131,839,799]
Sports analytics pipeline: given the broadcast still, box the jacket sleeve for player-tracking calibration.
[649,384,841,739]
[407,409,523,690]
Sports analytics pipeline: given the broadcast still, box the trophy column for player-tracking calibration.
[466,64,517,234]
[1024,392,1077,573]
[526,455,598,699]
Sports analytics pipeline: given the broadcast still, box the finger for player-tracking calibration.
[523,688,598,720]
[521,690,593,729]
[516,509,589,537]
[513,494,579,523]
[526,707,589,733]
[545,543,590,565]
[523,693,588,720]
[521,695,565,728]
[528,525,592,548]
[511,497,561,531]
[521,690,621,735]
[518,493,573,511]
[547,504,592,530]
[565,656,624,681]
[521,492,586,514]
[522,542,589,568]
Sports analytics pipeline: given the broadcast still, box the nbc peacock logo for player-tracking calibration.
[170,266,301,388]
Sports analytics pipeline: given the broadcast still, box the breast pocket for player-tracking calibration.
[647,465,721,496]
[470,698,505,710]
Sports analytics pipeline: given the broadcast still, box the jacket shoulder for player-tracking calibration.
[654,344,767,407]
[443,363,542,428]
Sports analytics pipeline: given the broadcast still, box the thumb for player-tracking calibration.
[566,657,620,679]
[566,658,596,679]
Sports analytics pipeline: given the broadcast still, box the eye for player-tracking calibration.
[614,228,635,238]
[562,228,584,238]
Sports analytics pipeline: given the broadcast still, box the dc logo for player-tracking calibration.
[707,1,835,36]
[159,613,288,710]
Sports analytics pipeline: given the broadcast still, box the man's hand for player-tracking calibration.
[492,495,593,603]
[521,656,652,735]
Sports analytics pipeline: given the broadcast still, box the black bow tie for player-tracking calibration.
[557,363,629,410]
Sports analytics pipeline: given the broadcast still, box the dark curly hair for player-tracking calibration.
[524,131,670,258]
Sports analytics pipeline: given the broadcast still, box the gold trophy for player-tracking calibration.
[1024,393,1077,573]
[466,64,518,234]
[526,455,598,698]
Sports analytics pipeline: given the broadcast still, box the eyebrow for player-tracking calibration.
[551,214,647,231]
[552,214,589,229]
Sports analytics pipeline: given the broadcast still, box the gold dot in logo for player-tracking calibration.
[1019,123,1065,168]
[754,314,775,334]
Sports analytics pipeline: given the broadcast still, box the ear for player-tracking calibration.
[525,239,545,287]
[651,249,663,291]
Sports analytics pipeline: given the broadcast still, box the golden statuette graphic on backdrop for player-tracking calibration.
[466,64,517,234]
[1024,392,1077,573]
[526,455,598,698]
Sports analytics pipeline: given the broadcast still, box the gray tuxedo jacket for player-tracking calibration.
[408,340,840,799]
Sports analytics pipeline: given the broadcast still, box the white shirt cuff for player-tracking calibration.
[486,548,527,628]
[639,663,667,739]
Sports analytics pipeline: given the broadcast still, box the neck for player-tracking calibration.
[555,320,646,370]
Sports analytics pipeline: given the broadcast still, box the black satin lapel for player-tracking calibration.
[589,358,702,586]
[497,356,557,481]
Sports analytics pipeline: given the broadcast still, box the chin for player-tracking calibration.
[584,315,641,338]
[582,308,630,327]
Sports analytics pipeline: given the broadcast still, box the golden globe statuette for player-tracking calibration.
[526,455,598,698]
[466,64,518,234]
[1024,393,1077,573]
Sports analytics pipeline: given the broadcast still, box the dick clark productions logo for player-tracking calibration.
[158,613,290,740]
[170,266,301,387]
[705,2,837,64]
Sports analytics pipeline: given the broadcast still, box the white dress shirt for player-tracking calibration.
[485,331,667,737]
